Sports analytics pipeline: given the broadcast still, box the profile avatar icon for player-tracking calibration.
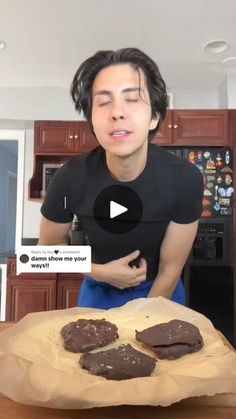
[19,254,29,264]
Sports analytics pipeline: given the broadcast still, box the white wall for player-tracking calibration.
[218,77,228,108]
[171,88,219,109]
[0,87,80,120]
[226,72,236,108]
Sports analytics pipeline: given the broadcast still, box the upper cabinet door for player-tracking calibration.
[151,110,173,145]
[74,122,99,153]
[35,121,75,153]
[35,121,99,154]
[172,110,229,146]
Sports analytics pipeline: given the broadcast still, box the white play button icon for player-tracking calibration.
[94,185,143,234]
[110,200,128,219]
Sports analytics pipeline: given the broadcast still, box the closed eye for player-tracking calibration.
[126,98,139,102]
[98,101,111,107]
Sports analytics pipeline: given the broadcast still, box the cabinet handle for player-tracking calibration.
[69,135,73,139]
[74,135,79,139]
[168,124,172,128]
[173,124,178,129]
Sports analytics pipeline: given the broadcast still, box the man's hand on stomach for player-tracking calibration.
[91,250,147,289]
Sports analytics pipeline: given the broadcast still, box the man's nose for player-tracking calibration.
[112,113,124,121]
[110,100,125,120]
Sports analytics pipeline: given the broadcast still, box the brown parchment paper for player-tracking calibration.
[0,297,236,409]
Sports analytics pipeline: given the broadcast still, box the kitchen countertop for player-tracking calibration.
[0,322,236,419]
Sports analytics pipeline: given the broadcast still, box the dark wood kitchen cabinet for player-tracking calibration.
[57,273,83,309]
[36,112,230,152]
[29,112,230,199]
[6,277,57,322]
[152,110,173,144]
[152,110,229,146]
[34,121,98,154]
[29,121,98,199]
[6,257,83,321]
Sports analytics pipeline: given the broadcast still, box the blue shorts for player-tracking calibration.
[78,276,185,309]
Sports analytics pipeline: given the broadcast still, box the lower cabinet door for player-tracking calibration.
[6,278,57,321]
[57,274,84,309]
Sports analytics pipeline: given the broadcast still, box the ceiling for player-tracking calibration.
[0,0,236,90]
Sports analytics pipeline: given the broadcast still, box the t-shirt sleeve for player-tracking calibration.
[41,165,74,223]
[172,163,204,224]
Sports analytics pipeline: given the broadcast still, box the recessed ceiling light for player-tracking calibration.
[222,56,236,66]
[0,40,6,50]
[204,39,227,54]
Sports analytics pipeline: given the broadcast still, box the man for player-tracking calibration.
[39,48,203,309]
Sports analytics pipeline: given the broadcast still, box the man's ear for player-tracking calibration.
[150,114,160,130]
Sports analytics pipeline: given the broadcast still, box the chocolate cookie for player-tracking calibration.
[61,318,119,353]
[136,319,203,360]
[79,344,156,380]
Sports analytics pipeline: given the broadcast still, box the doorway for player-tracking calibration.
[0,131,25,260]
[0,131,25,320]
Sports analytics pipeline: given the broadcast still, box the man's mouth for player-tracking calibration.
[110,130,131,137]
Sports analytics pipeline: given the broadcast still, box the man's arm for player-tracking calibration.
[38,216,147,289]
[38,216,72,245]
[148,220,198,298]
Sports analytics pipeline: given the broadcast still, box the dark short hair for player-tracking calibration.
[70,47,168,140]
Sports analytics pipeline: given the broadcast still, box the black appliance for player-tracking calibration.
[191,217,232,266]
[166,146,234,345]
[186,265,233,344]
[183,217,234,345]
[183,147,233,218]
[167,146,234,218]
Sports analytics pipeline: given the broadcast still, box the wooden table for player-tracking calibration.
[0,322,236,419]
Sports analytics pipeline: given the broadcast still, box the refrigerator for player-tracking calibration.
[166,146,234,218]
[165,146,234,345]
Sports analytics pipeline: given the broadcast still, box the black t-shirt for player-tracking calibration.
[41,144,203,281]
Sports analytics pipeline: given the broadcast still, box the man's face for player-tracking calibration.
[91,64,158,157]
